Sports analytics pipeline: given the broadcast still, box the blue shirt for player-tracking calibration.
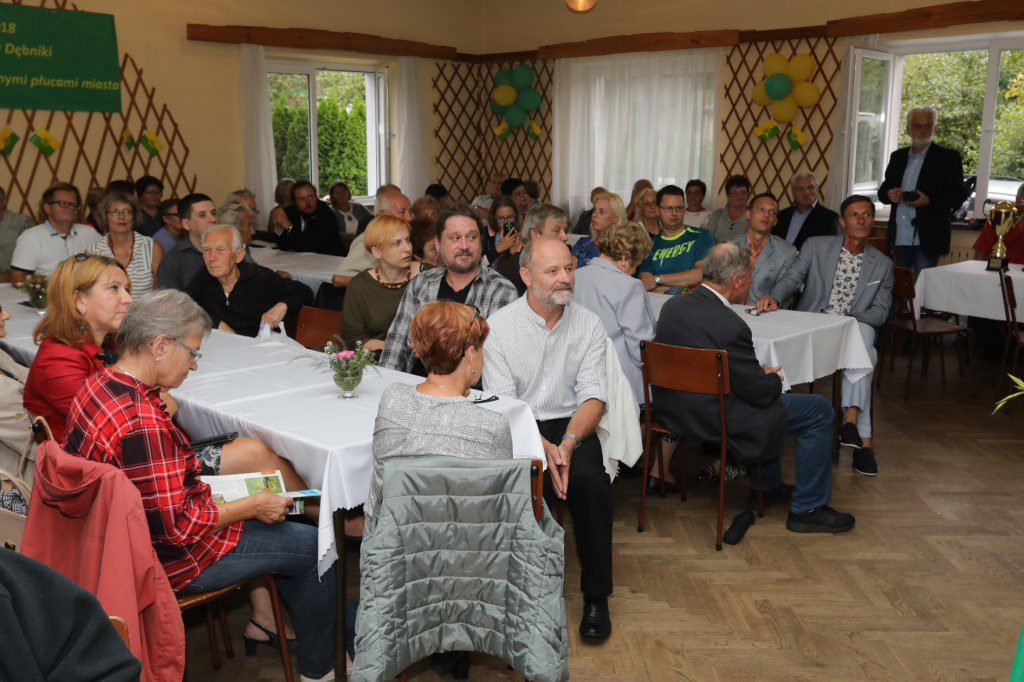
[636,226,715,294]
[785,201,816,244]
[570,236,600,269]
[895,143,930,246]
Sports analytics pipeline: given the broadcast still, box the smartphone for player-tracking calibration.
[502,219,517,236]
[189,432,238,449]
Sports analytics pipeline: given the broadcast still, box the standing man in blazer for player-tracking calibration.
[758,195,895,477]
[773,171,840,250]
[653,242,855,533]
[735,192,798,305]
[878,106,970,274]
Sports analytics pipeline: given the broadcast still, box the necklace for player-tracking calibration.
[375,267,410,290]
[114,364,139,382]
[424,379,461,394]
[109,232,135,265]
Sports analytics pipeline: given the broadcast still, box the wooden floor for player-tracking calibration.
[184,347,1024,681]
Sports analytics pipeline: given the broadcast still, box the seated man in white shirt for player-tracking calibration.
[331,188,412,289]
[470,171,506,219]
[756,195,895,477]
[483,237,613,641]
[10,182,100,285]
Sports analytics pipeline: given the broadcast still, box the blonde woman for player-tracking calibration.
[570,191,627,269]
[632,188,661,236]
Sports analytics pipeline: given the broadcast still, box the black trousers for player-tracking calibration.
[538,418,613,599]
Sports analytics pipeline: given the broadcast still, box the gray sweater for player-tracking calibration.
[367,383,513,518]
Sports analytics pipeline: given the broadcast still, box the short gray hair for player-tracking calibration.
[790,170,819,192]
[202,224,244,251]
[701,241,752,287]
[519,235,568,272]
[375,188,404,215]
[215,204,248,231]
[224,188,255,205]
[116,290,212,356]
[907,106,938,127]
[522,204,568,242]
[97,190,142,231]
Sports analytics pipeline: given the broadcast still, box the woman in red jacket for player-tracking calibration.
[23,254,304,653]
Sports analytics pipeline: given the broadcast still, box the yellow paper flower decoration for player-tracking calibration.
[751,53,821,124]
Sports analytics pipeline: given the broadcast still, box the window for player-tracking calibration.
[846,34,1024,219]
[266,61,390,198]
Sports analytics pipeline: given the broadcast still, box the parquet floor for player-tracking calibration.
[184,349,1024,681]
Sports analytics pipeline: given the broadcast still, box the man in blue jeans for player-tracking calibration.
[652,241,855,533]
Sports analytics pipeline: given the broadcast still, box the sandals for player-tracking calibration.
[243,619,298,655]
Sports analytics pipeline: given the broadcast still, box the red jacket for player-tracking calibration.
[23,339,110,443]
[21,441,184,682]
[973,218,1024,264]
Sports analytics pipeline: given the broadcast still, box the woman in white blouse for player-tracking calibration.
[86,190,162,295]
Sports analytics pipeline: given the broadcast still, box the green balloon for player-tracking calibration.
[494,69,513,88]
[764,73,793,101]
[517,88,541,112]
[504,103,527,129]
[511,64,535,91]
[490,99,507,116]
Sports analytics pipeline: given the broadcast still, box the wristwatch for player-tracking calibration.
[654,275,662,286]
[561,433,583,450]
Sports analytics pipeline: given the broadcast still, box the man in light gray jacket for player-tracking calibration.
[733,192,798,306]
[756,195,894,477]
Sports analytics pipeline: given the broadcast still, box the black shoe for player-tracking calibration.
[852,447,877,476]
[451,652,469,680]
[579,597,611,639]
[786,505,855,533]
[647,475,681,494]
[431,651,467,677]
[748,483,794,510]
[839,423,863,449]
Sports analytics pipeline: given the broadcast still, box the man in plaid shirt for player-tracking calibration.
[380,204,518,375]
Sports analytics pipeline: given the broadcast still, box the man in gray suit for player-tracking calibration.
[733,193,798,306]
[756,195,894,477]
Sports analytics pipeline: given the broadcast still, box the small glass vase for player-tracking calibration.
[28,291,47,315]
[334,368,363,399]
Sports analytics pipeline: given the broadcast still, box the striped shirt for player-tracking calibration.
[483,297,608,422]
[86,233,156,295]
[380,265,519,373]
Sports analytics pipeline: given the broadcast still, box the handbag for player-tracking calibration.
[0,427,35,551]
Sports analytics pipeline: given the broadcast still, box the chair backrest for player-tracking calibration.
[891,266,917,322]
[295,306,343,349]
[639,341,730,395]
[1000,272,1019,329]
[31,415,54,446]
[110,616,130,648]
[866,237,888,256]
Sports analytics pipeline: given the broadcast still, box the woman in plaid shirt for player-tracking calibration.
[64,290,337,680]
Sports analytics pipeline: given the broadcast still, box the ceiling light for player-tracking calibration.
[567,0,596,12]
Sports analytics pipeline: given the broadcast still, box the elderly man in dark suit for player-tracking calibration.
[757,195,895,477]
[772,171,840,250]
[269,180,346,256]
[734,192,797,306]
[653,241,855,534]
[878,106,970,275]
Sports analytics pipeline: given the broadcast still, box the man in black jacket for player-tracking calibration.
[652,241,855,533]
[878,106,970,274]
[772,171,839,250]
[271,180,346,256]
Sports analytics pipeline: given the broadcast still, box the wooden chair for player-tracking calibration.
[867,237,900,267]
[110,616,130,648]
[997,272,1024,399]
[876,266,976,401]
[295,306,343,350]
[177,576,293,681]
[637,341,763,551]
[396,459,545,682]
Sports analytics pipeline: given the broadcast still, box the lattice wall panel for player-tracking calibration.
[719,37,842,206]
[432,59,553,205]
[2,0,197,223]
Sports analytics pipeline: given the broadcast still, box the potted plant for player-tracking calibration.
[994,375,1024,414]
[15,274,48,314]
[299,339,379,399]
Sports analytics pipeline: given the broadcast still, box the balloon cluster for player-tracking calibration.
[751,53,821,124]
[490,64,541,132]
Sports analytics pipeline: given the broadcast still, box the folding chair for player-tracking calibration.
[637,341,763,551]
[997,271,1024,400]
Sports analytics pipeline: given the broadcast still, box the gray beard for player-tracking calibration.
[444,254,481,275]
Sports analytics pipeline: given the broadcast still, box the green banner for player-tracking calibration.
[0,4,120,113]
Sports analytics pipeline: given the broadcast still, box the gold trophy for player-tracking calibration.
[985,200,1019,272]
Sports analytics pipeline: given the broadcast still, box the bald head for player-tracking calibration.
[378,192,412,222]
[633,179,654,192]
[591,187,607,203]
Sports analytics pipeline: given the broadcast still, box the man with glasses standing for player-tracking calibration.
[637,185,715,294]
[11,182,99,285]
[878,106,970,275]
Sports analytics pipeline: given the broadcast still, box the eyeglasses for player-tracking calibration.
[142,189,163,196]
[48,200,80,209]
[106,209,133,218]
[165,211,179,218]
[171,337,202,363]
[728,190,750,197]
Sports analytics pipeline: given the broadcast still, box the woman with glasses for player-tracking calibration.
[632,188,661,236]
[707,174,752,243]
[134,176,164,237]
[85,191,163,296]
[570,191,627,269]
[486,195,520,267]
[152,198,182,253]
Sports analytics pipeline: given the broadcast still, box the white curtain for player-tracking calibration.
[824,34,880,212]
[552,48,721,218]
[238,44,278,219]
[395,56,429,198]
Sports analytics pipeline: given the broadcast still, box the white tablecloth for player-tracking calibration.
[914,260,1024,321]
[0,284,544,578]
[248,246,343,292]
[648,291,874,391]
